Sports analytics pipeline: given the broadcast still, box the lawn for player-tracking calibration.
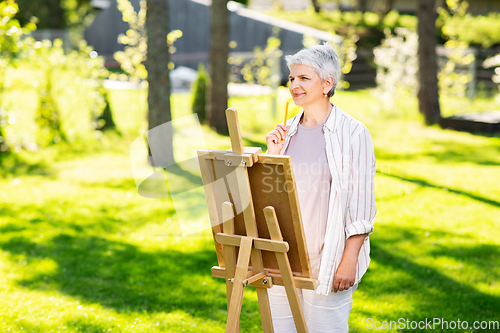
[0,89,499,332]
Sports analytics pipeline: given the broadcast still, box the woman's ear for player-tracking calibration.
[323,76,334,93]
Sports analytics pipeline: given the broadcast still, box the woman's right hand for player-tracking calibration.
[265,124,290,154]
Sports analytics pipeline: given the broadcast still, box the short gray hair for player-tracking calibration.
[285,43,340,97]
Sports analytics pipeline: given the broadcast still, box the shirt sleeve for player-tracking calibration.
[345,127,376,239]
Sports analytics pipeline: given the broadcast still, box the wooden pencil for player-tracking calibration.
[284,101,289,127]
[282,102,289,141]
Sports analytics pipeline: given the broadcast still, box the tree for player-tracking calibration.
[115,0,181,166]
[416,0,441,124]
[209,0,229,133]
[146,0,174,166]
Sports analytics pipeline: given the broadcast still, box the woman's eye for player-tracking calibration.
[289,78,294,82]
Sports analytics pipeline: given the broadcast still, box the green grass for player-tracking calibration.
[1,89,500,332]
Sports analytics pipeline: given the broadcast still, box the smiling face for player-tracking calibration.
[288,64,332,108]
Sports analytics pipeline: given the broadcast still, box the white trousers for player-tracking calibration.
[267,284,358,333]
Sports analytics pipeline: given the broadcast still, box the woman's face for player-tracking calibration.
[288,64,329,108]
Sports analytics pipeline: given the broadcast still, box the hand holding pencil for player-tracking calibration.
[265,102,291,154]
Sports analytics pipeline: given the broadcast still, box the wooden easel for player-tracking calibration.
[198,109,319,332]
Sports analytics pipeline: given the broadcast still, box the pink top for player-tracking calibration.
[284,122,332,279]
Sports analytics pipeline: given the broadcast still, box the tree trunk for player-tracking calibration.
[146,0,174,167]
[0,82,9,161]
[311,0,321,13]
[384,0,394,15]
[0,120,8,163]
[417,0,441,125]
[209,0,229,133]
[375,0,394,18]
[357,0,368,12]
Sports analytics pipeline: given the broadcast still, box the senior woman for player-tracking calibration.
[265,43,376,332]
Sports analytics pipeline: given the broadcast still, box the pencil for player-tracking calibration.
[284,101,289,127]
[282,101,289,141]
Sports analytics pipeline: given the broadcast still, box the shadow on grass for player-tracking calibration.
[77,177,138,192]
[355,225,500,331]
[242,138,267,151]
[76,162,203,195]
[425,139,500,166]
[366,244,500,318]
[0,133,134,179]
[0,233,230,321]
[375,138,500,166]
[0,196,175,235]
[0,153,55,178]
[13,319,110,333]
[377,171,500,208]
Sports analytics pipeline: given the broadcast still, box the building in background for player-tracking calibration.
[85,0,341,84]
[250,0,500,15]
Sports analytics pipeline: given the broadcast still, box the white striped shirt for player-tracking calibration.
[280,104,376,295]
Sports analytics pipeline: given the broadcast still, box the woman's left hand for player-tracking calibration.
[331,258,356,293]
[331,233,367,292]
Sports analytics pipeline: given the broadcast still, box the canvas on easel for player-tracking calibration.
[198,108,318,333]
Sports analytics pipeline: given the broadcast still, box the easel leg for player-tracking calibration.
[222,202,237,318]
[264,206,308,333]
[226,237,253,333]
[251,247,274,333]
[276,252,308,333]
[255,286,274,333]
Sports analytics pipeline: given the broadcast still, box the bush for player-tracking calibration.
[191,63,209,123]
[0,0,36,160]
[374,26,475,114]
[28,39,108,145]
[441,11,500,48]
[266,4,500,48]
[483,53,500,103]
[264,8,417,48]
[14,0,97,30]
[95,88,117,132]
[2,38,109,148]
[373,27,418,113]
